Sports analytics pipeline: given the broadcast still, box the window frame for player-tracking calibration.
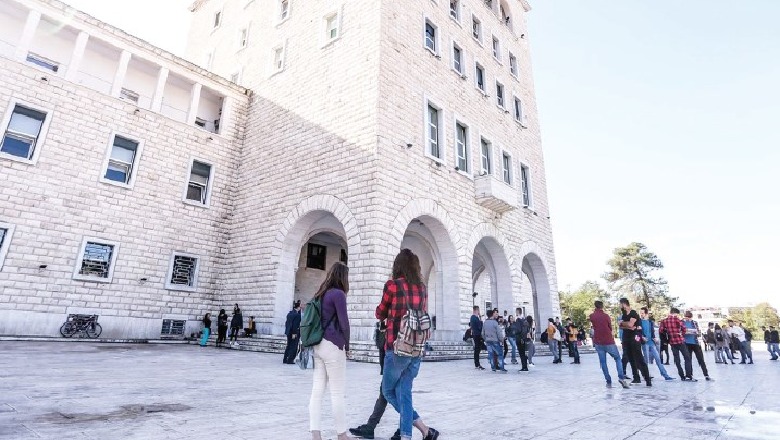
[520,162,533,208]
[479,134,493,176]
[306,243,327,270]
[98,132,145,189]
[26,52,59,73]
[0,98,53,166]
[270,42,287,75]
[509,52,518,78]
[451,40,465,76]
[321,7,343,47]
[495,80,506,109]
[278,0,291,24]
[453,116,471,176]
[474,60,486,94]
[513,94,527,127]
[182,157,215,208]
[0,222,15,271]
[492,36,502,63]
[450,0,461,23]
[471,14,483,45]
[501,149,513,186]
[423,96,445,163]
[165,251,200,292]
[423,17,440,56]
[237,24,251,51]
[72,237,120,283]
[212,8,222,30]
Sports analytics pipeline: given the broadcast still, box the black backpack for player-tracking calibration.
[462,328,472,342]
[540,330,548,343]
[715,331,724,342]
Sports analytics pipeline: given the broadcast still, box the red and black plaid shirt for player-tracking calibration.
[659,315,685,345]
[375,277,428,351]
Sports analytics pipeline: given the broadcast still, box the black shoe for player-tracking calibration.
[519,368,529,372]
[390,429,401,440]
[349,425,375,439]
[423,427,440,440]
[476,365,485,370]
[739,361,746,364]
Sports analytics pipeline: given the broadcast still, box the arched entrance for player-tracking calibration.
[520,250,555,335]
[471,237,513,318]
[271,195,361,334]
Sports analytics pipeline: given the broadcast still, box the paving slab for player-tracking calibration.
[0,342,778,439]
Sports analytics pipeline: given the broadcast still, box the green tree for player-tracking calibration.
[729,303,779,332]
[602,242,677,316]
[559,281,610,328]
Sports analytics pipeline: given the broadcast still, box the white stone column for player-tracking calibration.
[64,31,89,81]
[110,50,132,97]
[186,83,202,125]
[218,96,233,135]
[14,9,41,61]
[150,67,169,112]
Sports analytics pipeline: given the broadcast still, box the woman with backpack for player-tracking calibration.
[714,323,735,364]
[308,262,351,440]
[376,249,440,440]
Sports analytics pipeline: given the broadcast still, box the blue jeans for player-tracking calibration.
[382,352,421,438]
[641,342,654,364]
[644,341,671,379]
[594,344,626,384]
[199,328,210,346]
[769,343,780,359]
[508,336,518,362]
[487,342,505,370]
[740,341,753,362]
[548,340,560,361]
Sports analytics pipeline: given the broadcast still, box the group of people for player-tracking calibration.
[199,304,256,347]
[467,306,538,372]
[302,249,440,440]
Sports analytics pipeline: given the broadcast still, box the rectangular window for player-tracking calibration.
[426,103,441,159]
[0,223,14,271]
[74,240,118,282]
[450,0,460,21]
[120,88,139,104]
[186,160,213,205]
[455,122,469,172]
[306,243,327,270]
[424,21,437,53]
[161,319,186,336]
[452,43,463,74]
[480,138,492,174]
[273,46,284,72]
[280,0,290,21]
[213,10,222,29]
[325,13,340,41]
[230,71,241,83]
[492,37,501,61]
[340,248,348,264]
[475,63,485,92]
[238,27,249,49]
[509,52,518,77]
[496,82,505,108]
[472,16,482,42]
[520,164,531,207]
[1,104,47,161]
[103,135,140,185]
[168,254,199,289]
[26,52,59,72]
[203,51,213,70]
[502,152,512,184]
[514,97,523,122]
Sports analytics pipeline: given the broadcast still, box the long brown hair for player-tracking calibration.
[314,261,349,299]
[391,248,423,286]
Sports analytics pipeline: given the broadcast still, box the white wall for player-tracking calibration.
[28,17,77,70]
[123,57,157,109]
[161,73,192,123]
[77,38,119,95]
[0,2,26,58]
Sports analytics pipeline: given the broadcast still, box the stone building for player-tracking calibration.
[0,0,560,341]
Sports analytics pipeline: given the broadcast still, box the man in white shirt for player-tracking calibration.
[727,320,753,364]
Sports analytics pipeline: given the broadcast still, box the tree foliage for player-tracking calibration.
[602,242,677,316]
[559,281,610,328]
[728,303,780,332]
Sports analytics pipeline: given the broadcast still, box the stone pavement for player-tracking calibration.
[0,341,778,440]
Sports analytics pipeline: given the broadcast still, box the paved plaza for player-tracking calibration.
[1,341,778,440]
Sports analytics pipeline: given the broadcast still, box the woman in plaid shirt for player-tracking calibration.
[376,249,440,440]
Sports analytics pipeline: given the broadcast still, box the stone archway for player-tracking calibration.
[465,224,516,320]
[518,241,557,334]
[270,195,361,334]
[389,199,461,340]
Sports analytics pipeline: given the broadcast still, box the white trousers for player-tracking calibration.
[309,339,347,433]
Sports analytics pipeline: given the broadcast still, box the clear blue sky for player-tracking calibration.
[64,0,780,308]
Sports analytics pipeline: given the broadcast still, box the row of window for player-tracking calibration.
[0,229,202,291]
[0,98,216,207]
[423,17,527,127]
[425,99,532,207]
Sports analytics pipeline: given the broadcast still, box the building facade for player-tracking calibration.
[0,0,559,341]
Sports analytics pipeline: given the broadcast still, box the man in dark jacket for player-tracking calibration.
[513,308,529,371]
[470,306,485,370]
[282,300,301,364]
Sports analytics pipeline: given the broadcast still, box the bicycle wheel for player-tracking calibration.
[60,322,74,338]
[86,323,102,338]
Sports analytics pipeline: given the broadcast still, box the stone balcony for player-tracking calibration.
[474,174,518,213]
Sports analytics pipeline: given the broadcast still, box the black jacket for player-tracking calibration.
[285,309,301,336]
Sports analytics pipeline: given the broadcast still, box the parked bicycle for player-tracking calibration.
[59,314,102,338]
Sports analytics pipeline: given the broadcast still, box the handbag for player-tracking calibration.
[296,345,315,370]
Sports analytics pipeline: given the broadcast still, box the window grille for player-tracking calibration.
[79,242,114,278]
[161,319,186,336]
[170,255,197,287]
[307,243,327,270]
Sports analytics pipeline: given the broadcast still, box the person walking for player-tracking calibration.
[216,308,228,347]
[469,306,485,370]
[589,300,630,388]
[547,318,561,364]
[763,326,772,357]
[555,317,566,359]
[741,323,755,363]
[199,313,211,347]
[714,323,735,364]
[308,262,352,440]
[639,307,674,381]
[229,304,243,345]
[376,249,440,440]
[727,320,753,364]
[483,310,507,372]
[512,308,529,371]
[618,298,652,386]
[769,326,780,360]
[659,308,695,381]
[567,322,580,364]
[525,315,535,366]
[283,300,302,364]
[506,315,519,364]
[682,311,711,380]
